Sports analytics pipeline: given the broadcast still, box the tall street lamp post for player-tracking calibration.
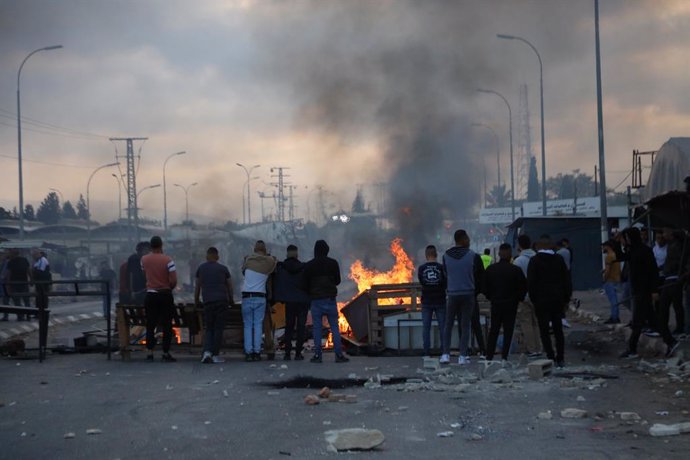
[497,33,546,216]
[173,182,198,223]
[477,88,516,221]
[17,44,63,239]
[163,151,186,234]
[236,163,260,224]
[112,173,123,220]
[86,162,119,252]
[471,123,501,205]
[595,0,609,246]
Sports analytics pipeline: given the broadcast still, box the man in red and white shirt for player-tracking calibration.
[141,236,177,362]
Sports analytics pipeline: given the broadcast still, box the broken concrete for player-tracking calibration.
[324,428,385,451]
[560,408,588,419]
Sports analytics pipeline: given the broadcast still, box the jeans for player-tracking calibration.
[443,294,474,356]
[203,300,228,355]
[311,298,342,356]
[144,291,174,353]
[534,301,565,362]
[284,302,309,354]
[421,303,446,355]
[486,301,518,360]
[242,297,266,354]
[603,281,620,320]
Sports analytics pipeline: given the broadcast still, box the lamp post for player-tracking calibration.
[236,163,260,224]
[85,162,119,252]
[163,151,186,234]
[137,184,161,200]
[595,0,609,246]
[497,33,546,216]
[477,88,516,221]
[17,45,63,239]
[471,123,501,205]
[173,182,198,223]
[112,174,123,220]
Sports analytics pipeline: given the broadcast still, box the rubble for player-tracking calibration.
[619,412,641,421]
[318,387,331,399]
[436,431,454,437]
[649,423,681,437]
[324,428,385,451]
[63,432,76,439]
[537,411,553,420]
[304,395,320,405]
[560,408,588,419]
[85,428,102,435]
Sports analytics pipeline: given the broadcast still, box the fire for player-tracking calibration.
[325,238,414,347]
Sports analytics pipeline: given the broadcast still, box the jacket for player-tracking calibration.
[442,247,484,296]
[302,240,341,300]
[272,257,310,303]
[620,243,660,295]
[527,251,572,305]
[417,261,447,305]
[483,260,527,304]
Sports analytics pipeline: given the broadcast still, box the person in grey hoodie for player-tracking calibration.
[441,229,485,365]
[513,234,542,355]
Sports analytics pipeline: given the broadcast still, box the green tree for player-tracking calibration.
[36,192,62,224]
[76,194,89,220]
[63,201,77,219]
[23,204,35,221]
[527,156,540,202]
[0,207,11,219]
[487,184,511,207]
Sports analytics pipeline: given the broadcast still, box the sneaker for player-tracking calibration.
[527,352,543,358]
[604,318,621,325]
[284,353,292,361]
[561,319,571,328]
[458,355,470,365]
[665,341,680,358]
[644,330,661,338]
[245,353,253,362]
[294,352,304,361]
[161,353,176,362]
[310,354,322,363]
[619,350,639,359]
[335,354,350,363]
[212,356,225,364]
[201,351,213,364]
[439,354,450,364]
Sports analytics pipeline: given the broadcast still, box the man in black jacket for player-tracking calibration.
[417,245,447,357]
[302,240,349,363]
[527,235,571,367]
[484,243,527,361]
[273,244,310,361]
[620,227,678,358]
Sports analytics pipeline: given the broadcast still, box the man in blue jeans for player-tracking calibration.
[302,240,349,363]
[417,245,447,357]
[241,241,277,362]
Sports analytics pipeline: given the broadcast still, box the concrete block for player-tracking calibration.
[528,359,553,379]
[649,423,681,437]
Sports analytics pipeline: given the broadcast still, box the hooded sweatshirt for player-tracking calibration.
[272,256,310,303]
[513,248,536,278]
[302,240,341,300]
[442,247,484,296]
[242,252,277,294]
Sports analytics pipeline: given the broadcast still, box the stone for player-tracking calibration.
[424,357,440,370]
[489,369,513,384]
[518,354,528,367]
[304,394,320,405]
[324,428,385,451]
[560,408,588,419]
[85,428,102,435]
[620,412,641,421]
[677,422,690,433]
[469,433,483,441]
[436,431,454,437]
[576,396,586,402]
[64,432,76,439]
[528,360,553,379]
[482,361,503,379]
[538,411,553,420]
[649,423,681,437]
[675,390,685,398]
[318,387,331,399]
[364,381,381,389]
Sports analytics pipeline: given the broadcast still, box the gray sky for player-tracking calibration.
[1,0,688,225]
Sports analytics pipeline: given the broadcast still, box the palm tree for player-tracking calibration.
[486,184,511,207]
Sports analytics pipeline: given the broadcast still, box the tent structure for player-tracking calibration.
[645,137,690,199]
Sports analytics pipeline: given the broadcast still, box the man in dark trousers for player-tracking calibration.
[6,249,31,321]
[273,244,310,361]
[441,229,485,365]
[417,245,447,357]
[527,235,571,368]
[302,240,349,363]
[196,246,235,364]
[484,243,527,362]
[127,241,150,306]
[620,227,678,359]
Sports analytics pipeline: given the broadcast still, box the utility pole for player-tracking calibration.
[595,0,609,245]
[110,137,148,245]
[270,167,290,222]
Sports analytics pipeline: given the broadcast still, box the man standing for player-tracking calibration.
[195,247,234,364]
[140,236,177,362]
[128,242,150,306]
[528,235,571,368]
[241,240,277,362]
[658,228,687,335]
[480,249,493,269]
[31,250,51,314]
[6,249,31,321]
[417,245,447,357]
[441,229,484,365]
[483,243,527,362]
[513,234,541,356]
[273,244,310,361]
[302,240,349,363]
[602,240,622,324]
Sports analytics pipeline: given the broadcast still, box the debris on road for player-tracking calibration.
[560,408,588,419]
[324,428,385,451]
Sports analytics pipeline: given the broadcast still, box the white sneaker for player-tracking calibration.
[201,351,213,364]
[212,356,225,364]
[458,355,470,365]
[439,354,450,364]
[561,319,571,328]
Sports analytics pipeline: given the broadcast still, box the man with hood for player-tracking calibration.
[302,240,349,363]
[241,240,277,362]
[513,234,541,355]
[273,244,310,361]
[441,229,485,365]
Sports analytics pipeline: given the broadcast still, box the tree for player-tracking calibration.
[487,184,511,207]
[24,204,35,221]
[62,201,77,219]
[0,207,11,220]
[36,192,61,224]
[351,189,366,213]
[527,156,540,202]
[546,171,596,200]
[76,194,89,221]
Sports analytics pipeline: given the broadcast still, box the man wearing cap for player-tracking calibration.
[140,236,177,362]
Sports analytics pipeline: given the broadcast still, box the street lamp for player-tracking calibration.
[497,33,547,216]
[17,44,63,239]
[137,183,161,199]
[173,182,198,223]
[471,123,501,205]
[86,162,118,252]
[163,150,186,234]
[236,163,260,224]
[112,174,123,220]
[477,88,516,221]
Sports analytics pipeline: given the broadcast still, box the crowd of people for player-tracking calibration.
[0,248,52,321]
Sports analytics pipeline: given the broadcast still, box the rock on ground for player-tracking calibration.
[324,428,385,451]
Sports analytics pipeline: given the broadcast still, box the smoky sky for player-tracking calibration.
[0,0,689,229]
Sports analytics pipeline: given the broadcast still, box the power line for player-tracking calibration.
[0,107,109,139]
[0,119,105,141]
[0,152,99,169]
